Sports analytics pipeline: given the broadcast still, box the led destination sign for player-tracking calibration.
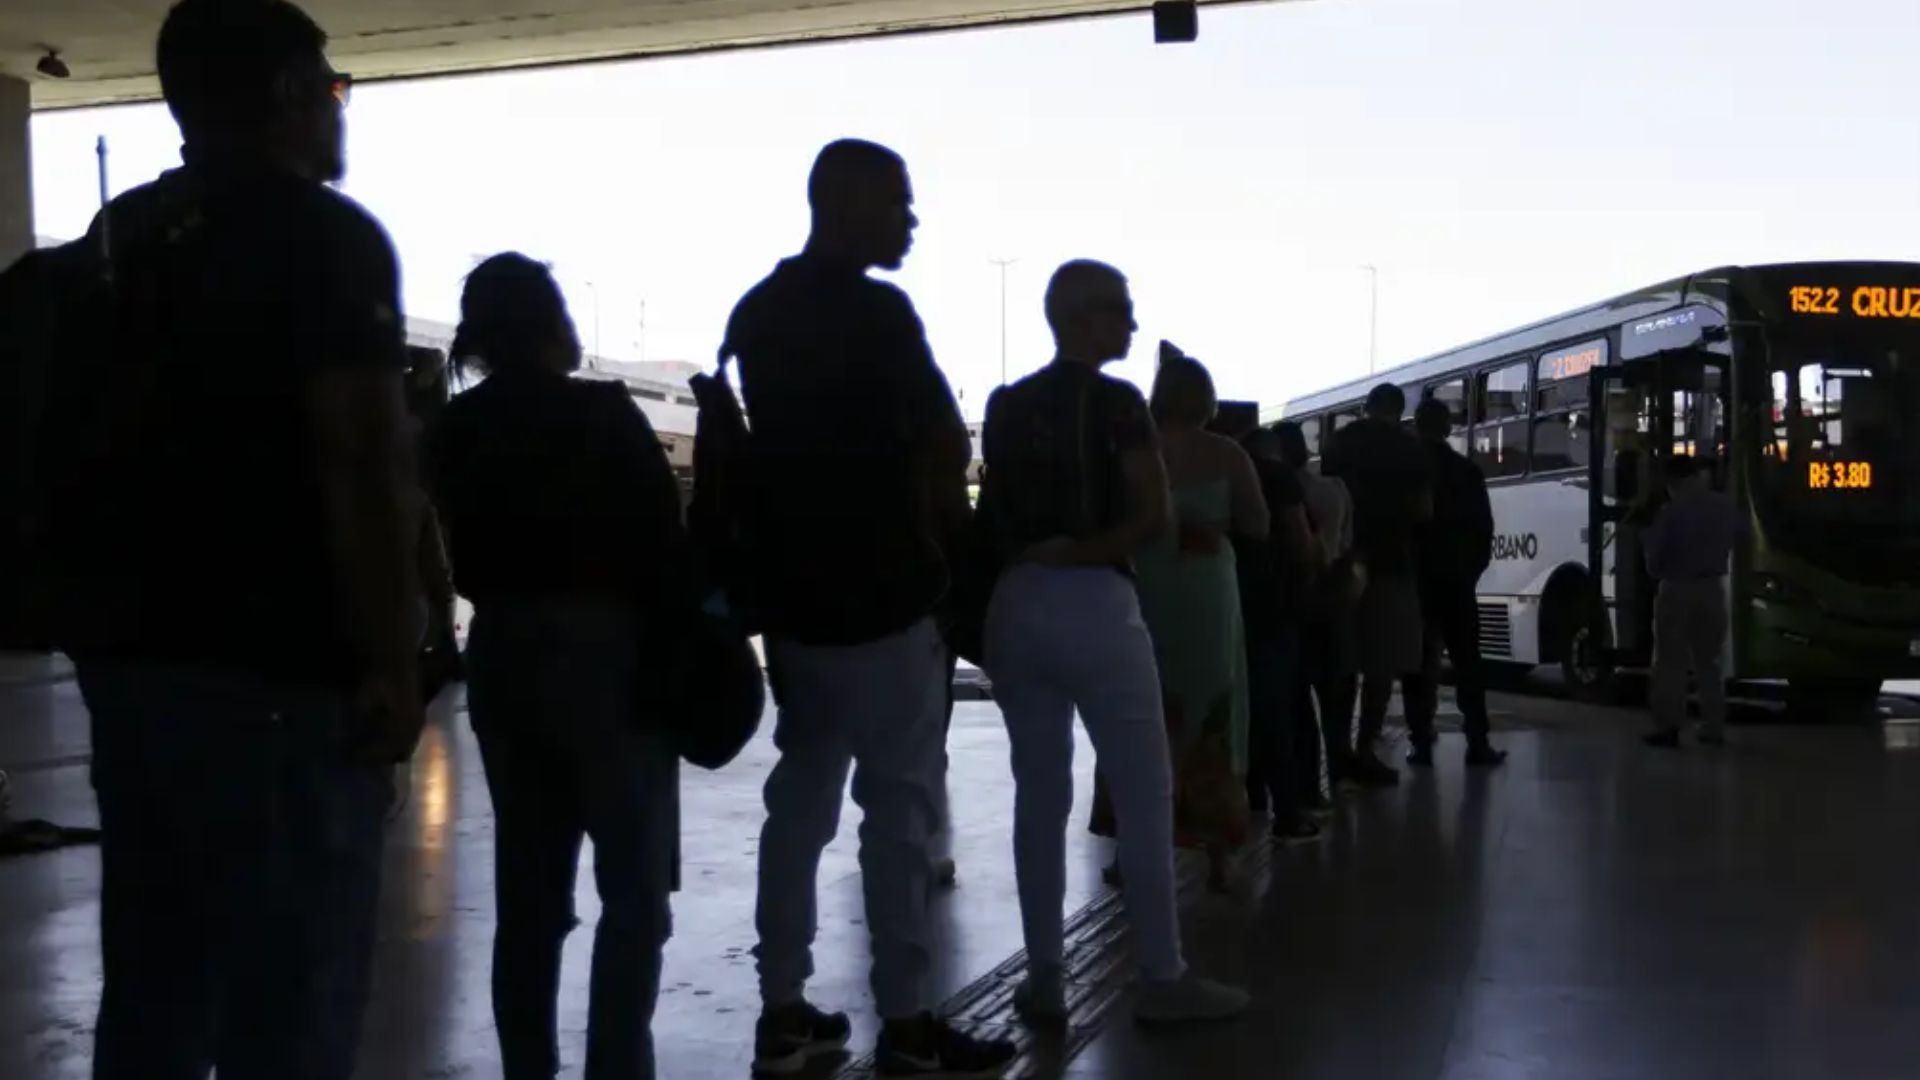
[1787,284,1920,320]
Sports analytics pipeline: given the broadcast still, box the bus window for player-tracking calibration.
[1532,345,1599,472]
[1331,407,1363,432]
[1297,415,1322,458]
[1425,377,1470,453]
[1473,361,1531,478]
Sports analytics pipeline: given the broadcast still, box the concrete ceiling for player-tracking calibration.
[5,0,1274,110]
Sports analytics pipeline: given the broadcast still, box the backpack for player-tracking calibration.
[686,352,759,630]
[0,238,114,652]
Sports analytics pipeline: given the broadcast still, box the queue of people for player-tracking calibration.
[16,2,1540,1078]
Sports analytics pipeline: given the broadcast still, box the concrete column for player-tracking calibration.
[0,75,32,267]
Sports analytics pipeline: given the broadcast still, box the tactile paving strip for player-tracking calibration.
[833,835,1277,1078]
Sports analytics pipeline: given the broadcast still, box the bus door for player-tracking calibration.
[1587,349,1730,666]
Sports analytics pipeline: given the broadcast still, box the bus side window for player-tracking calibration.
[1426,377,1470,454]
[1472,361,1531,478]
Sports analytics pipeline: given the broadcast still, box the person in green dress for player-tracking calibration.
[1093,344,1268,892]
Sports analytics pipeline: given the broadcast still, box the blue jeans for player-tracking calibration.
[78,661,391,1080]
[466,599,679,1080]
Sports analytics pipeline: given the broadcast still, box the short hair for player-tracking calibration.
[1664,454,1700,482]
[157,0,329,134]
[1365,382,1406,419]
[1414,397,1452,440]
[1044,259,1127,336]
[807,139,905,209]
[1151,352,1217,428]
[1274,421,1311,468]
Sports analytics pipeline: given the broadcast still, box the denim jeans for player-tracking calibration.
[983,565,1185,982]
[78,661,391,1080]
[754,617,947,1020]
[466,599,679,1080]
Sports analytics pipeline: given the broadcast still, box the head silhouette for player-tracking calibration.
[1364,382,1406,422]
[157,0,347,181]
[1275,420,1311,468]
[807,139,916,271]
[450,253,582,382]
[1045,260,1135,366]
[1151,350,1218,430]
[1414,397,1452,443]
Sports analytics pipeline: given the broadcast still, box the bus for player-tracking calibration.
[1275,261,1920,713]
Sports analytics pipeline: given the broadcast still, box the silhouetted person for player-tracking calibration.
[1642,455,1746,748]
[1238,424,1323,841]
[427,255,690,1080]
[1322,383,1432,787]
[723,139,1015,1077]
[981,260,1249,1025]
[1278,420,1358,799]
[1091,346,1266,894]
[50,2,421,1076]
[406,345,462,697]
[1403,398,1505,767]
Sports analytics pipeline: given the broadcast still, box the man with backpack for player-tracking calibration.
[723,139,1014,1078]
[25,3,422,1076]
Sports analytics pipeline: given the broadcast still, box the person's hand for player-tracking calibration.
[1017,536,1078,567]
[350,661,427,766]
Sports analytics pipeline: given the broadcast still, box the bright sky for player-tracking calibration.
[28,0,1920,417]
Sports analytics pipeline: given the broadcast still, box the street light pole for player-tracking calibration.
[989,257,1020,386]
[1362,264,1380,374]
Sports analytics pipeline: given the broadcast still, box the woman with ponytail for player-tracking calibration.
[425,253,689,1080]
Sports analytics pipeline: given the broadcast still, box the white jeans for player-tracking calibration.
[753,617,947,1020]
[1652,577,1729,736]
[984,564,1185,982]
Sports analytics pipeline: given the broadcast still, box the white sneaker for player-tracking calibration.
[1134,974,1250,1025]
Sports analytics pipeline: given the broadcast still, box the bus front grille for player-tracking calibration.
[1478,603,1513,658]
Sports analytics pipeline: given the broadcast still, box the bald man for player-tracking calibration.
[722,139,1014,1078]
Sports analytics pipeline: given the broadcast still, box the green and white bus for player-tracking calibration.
[1275,262,1920,712]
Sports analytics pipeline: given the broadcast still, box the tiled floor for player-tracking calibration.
[4,662,1918,1079]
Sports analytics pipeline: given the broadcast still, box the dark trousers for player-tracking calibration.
[467,599,679,1080]
[1299,614,1358,783]
[1401,582,1492,747]
[1245,626,1302,824]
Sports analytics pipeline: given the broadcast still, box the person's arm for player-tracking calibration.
[1226,441,1271,541]
[1467,462,1495,575]
[880,288,973,548]
[299,215,423,763]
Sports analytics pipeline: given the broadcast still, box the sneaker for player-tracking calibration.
[1134,973,1251,1025]
[1013,968,1068,1029]
[1465,743,1509,768]
[1405,743,1435,768]
[753,1000,852,1076]
[1348,752,1400,787]
[1272,818,1323,846]
[875,1014,1018,1078]
[1642,729,1680,749]
[931,857,958,888]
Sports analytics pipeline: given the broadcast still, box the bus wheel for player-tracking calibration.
[1786,678,1882,723]
[1560,601,1617,704]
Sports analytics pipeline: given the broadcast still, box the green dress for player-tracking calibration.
[1092,479,1252,850]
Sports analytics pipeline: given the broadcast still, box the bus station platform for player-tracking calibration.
[4,664,1920,1079]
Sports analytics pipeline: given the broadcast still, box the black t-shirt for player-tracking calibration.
[722,254,968,646]
[428,371,692,610]
[1321,416,1431,577]
[54,161,406,688]
[980,362,1158,574]
[1415,440,1494,591]
[1235,456,1306,638]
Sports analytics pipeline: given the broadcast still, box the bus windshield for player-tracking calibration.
[1756,335,1920,582]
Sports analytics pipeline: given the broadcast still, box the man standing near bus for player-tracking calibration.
[1642,455,1746,748]
[1321,383,1432,787]
[1404,399,1505,767]
[727,139,1016,1077]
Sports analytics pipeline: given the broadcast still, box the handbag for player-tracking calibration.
[650,589,764,771]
